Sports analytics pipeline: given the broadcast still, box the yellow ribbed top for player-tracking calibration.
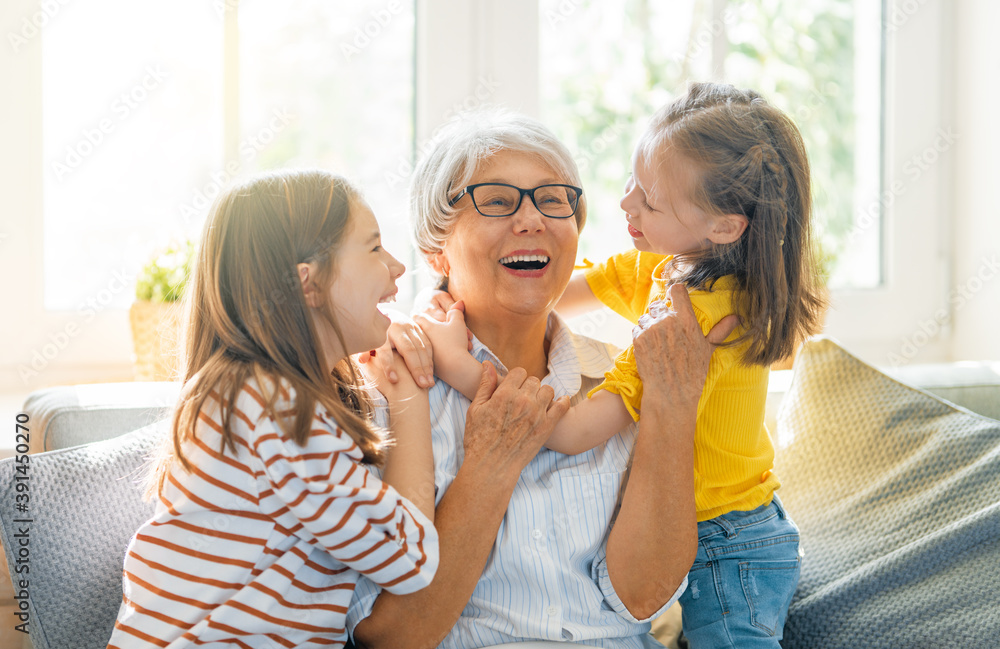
[584,250,778,521]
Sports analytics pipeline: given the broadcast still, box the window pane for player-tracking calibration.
[43,0,223,310]
[540,0,881,289]
[238,1,417,300]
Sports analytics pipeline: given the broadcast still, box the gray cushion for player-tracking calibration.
[885,361,1000,421]
[22,382,180,452]
[0,421,166,649]
[776,338,1000,648]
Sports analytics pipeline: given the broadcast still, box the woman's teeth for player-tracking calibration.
[499,254,550,269]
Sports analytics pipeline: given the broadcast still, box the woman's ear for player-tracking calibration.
[297,262,322,308]
[427,250,451,277]
[707,213,749,245]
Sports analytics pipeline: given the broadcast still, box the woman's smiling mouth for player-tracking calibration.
[498,250,551,277]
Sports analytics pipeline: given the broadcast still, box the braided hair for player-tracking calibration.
[639,82,827,365]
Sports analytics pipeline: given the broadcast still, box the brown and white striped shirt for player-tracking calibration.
[107,378,437,649]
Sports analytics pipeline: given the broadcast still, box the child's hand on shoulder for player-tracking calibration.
[412,288,474,351]
[358,348,426,405]
[412,287,456,323]
[414,301,474,373]
[359,317,435,389]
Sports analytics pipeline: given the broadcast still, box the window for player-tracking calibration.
[42,0,223,310]
[539,0,883,290]
[2,0,955,390]
[42,0,416,311]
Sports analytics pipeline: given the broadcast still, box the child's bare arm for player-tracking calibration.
[358,351,435,521]
[415,303,482,401]
[555,273,602,318]
[544,389,634,455]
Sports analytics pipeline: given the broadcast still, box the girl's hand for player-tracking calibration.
[415,301,474,372]
[357,319,435,389]
[358,349,426,405]
[412,287,457,323]
[412,288,474,351]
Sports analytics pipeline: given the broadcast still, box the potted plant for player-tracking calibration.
[129,240,194,381]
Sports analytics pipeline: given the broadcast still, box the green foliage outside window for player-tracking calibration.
[542,0,869,286]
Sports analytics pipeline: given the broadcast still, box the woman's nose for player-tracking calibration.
[511,197,546,233]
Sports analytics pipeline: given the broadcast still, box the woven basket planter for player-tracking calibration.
[128,300,184,381]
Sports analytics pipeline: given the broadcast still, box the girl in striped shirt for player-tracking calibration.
[107,170,439,649]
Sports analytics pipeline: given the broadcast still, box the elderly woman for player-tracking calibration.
[349,111,735,648]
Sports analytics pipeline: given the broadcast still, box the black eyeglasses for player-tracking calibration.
[448,183,583,219]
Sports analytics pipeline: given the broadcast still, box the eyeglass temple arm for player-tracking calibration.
[447,188,467,207]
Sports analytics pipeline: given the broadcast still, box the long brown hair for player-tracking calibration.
[640,82,827,365]
[151,169,386,497]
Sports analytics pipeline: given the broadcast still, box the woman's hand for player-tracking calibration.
[358,319,435,389]
[461,361,570,484]
[632,284,739,420]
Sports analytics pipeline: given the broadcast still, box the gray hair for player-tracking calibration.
[410,108,587,259]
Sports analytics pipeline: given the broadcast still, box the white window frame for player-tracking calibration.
[0,0,954,394]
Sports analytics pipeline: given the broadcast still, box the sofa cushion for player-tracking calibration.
[776,338,1000,648]
[22,382,180,452]
[0,420,166,649]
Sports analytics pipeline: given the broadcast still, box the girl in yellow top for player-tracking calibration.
[558,83,826,648]
[420,83,825,649]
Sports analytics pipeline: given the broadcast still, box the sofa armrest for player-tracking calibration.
[22,382,181,452]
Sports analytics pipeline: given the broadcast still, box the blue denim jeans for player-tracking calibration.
[678,495,801,649]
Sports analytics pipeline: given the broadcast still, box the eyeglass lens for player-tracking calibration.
[471,184,579,218]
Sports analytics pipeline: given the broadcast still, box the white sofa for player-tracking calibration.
[3,338,999,649]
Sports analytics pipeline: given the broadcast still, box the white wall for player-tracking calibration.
[951,0,1000,362]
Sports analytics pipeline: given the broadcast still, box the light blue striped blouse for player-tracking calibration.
[347,313,684,648]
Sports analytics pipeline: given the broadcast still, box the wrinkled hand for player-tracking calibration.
[633,284,739,413]
[357,319,435,388]
[462,362,570,482]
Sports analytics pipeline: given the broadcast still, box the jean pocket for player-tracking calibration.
[739,558,800,636]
